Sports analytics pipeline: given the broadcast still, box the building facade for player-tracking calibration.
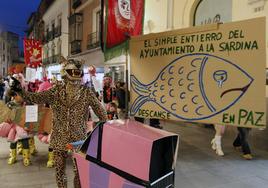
[0,31,19,77]
[40,0,69,79]
[69,0,105,83]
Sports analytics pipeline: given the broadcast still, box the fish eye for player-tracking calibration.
[213,70,227,88]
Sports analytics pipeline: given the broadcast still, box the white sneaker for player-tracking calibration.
[215,136,224,156]
[215,147,224,156]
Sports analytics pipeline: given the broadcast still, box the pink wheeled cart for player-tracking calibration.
[72,119,179,188]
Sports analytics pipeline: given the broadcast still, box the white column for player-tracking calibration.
[167,0,174,30]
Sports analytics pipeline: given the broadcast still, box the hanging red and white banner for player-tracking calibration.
[105,0,144,49]
[23,39,42,68]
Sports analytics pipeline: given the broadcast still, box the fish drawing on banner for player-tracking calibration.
[130,53,254,120]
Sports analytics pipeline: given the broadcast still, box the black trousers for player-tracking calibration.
[233,127,251,155]
[10,138,30,149]
[134,117,160,127]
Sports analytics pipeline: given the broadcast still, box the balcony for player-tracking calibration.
[72,0,81,9]
[42,55,59,65]
[87,32,100,50]
[71,40,82,54]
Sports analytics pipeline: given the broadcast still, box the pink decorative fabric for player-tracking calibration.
[0,122,13,137]
[37,81,52,92]
[0,122,29,142]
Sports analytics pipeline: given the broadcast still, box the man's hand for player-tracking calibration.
[10,77,22,92]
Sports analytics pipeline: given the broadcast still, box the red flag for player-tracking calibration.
[23,39,42,68]
[104,0,144,49]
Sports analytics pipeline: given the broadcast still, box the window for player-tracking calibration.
[51,42,55,57]
[254,6,264,12]
[3,55,5,62]
[52,20,55,38]
[3,42,5,50]
[46,47,49,58]
[56,14,62,37]
[46,25,49,40]
[3,68,5,75]
[193,0,232,26]
[69,13,83,42]
[96,10,101,34]
[7,56,9,62]
[57,39,62,55]
[58,14,62,29]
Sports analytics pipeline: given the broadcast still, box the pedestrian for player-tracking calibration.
[3,77,10,103]
[149,118,162,129]
[0,78,5,100]
[134,117,162,129]
[116,81,126,119]
[106,102,119,120]
[102,75,114,106]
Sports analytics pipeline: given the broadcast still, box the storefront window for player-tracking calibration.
[106,65,125,83]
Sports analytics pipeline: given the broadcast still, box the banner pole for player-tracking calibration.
[125,41,129,119]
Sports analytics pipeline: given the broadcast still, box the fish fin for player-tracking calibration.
[130,95,149,115]
[130,75,149,96]
[130,75,150,115]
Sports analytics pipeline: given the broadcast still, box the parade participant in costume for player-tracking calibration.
[11,73,35,165]
[37,78,54,168]
[26,80,40,156]
[3,90,32,166]
[11,57,107,188]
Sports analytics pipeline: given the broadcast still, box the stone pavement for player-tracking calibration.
[0,121,267,188]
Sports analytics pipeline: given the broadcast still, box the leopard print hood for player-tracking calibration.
[59,56,84,81]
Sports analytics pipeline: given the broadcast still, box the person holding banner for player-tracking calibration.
[211,124,225,156]
[10,56,107,188]
[233,128,253,160]
[211,124,253,159]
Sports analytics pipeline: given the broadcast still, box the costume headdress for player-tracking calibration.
[59,56,85,81]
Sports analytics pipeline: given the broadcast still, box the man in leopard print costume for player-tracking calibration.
[11,57,107,188]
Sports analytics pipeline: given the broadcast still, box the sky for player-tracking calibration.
[0,0,41,52]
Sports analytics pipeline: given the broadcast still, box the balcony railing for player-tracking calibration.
[71,40,82,54]
[51,54,59,64]
[42,55,60,65]
[87,32,100,50]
